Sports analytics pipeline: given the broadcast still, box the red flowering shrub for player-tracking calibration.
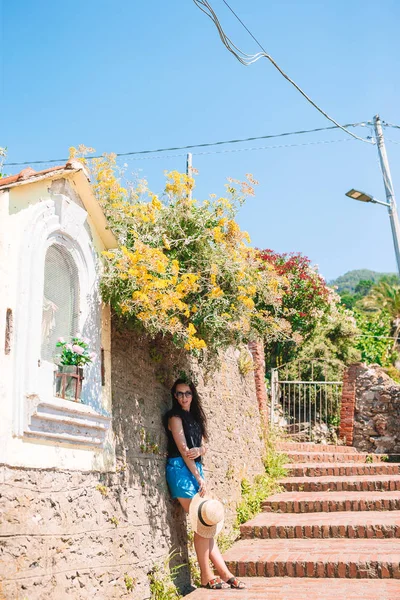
[258,250,331,337]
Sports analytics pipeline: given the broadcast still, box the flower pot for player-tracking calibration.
[55,365,84,401]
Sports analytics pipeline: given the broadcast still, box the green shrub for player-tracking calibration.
[236,474,281,526]
[148,552,183,600]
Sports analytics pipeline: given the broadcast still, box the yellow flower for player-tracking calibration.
[242,231,251,244]
[269,278,279,293]
[188,323,197,336]
[151,195,162,210]
[185,336,207,351]
[162,234,171,250]
[238,296,255,310]
[171,260,180,276]
[227,220,240,239]
[209,287,224,299]
[155,261,166,274]
[213,227,224,243]
[137,311,151,321]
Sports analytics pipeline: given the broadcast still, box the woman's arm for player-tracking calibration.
[169,416,206,496]
[186,437,207,459]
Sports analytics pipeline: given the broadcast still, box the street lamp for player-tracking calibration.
[345,189,390,208]
[345,115,400,279]
[345,186,400,278]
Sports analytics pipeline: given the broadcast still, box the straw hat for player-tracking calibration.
[189,494,224,539]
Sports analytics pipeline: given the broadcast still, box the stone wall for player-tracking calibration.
[340,363,400,454]
[0,325,264,600]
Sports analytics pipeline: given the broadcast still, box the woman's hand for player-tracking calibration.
[197,477,207,497]
[186,446,203,460]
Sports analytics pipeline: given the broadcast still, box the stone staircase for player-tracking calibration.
[187,442,400,599]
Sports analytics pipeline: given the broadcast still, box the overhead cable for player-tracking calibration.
[383,121,400,130]
[3,139,355,176]
[193,0,374,145]
[121,137,355,161]
[4,122,368,167]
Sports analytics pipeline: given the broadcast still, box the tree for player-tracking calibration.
[339,291,358,310]
[337,279,374,310]
[283,303,360,382]
[354,310,394,366]
[330,269,397,293]
[359,281,400,351]
[257,250,334,367]
[354,279,374,297]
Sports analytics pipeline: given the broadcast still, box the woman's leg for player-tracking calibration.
[176,497,191,513]
[194,533,215,585]
[208,537,232,581]
[176,498,214,586]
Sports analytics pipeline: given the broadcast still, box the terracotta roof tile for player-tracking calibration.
[0,164,67,188]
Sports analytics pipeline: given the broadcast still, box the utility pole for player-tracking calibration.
[186,152,192,201]
[374,114,400,277]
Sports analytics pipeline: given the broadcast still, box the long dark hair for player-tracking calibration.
[169,378,208,441]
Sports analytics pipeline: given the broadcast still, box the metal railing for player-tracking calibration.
[270,360,343,440]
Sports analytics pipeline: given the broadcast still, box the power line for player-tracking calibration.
[4,122,369,167]
[193,0,374,145]
[4,139,355,176]
[383,121,400,130]
[122,137,354,161]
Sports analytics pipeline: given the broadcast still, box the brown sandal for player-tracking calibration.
[225,576,246,589]
[202,577,230,589]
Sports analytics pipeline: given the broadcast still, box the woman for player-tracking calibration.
[163,378,246,590]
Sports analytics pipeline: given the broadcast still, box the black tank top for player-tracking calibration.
[164,408,203,463]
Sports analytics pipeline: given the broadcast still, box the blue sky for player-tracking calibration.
[2,0,400,280]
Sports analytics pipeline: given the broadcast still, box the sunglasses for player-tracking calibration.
[175,391,193,399]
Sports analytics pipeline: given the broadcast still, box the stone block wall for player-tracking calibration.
[340,363,400,454]
[0,324,264,600]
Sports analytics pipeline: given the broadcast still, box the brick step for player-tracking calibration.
[280,474,400,492]
[223,538,400,579]
[240,510,400,539]
[186,577,400,599]
[262,490,400,513]
[284,451,385,463]
[277,442,358,453]
[285,462,400,477]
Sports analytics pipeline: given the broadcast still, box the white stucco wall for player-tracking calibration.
[0,176,115,472]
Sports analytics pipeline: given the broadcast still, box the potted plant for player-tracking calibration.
[54,334,96,401]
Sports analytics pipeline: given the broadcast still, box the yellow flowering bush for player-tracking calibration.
[70,147,289,356]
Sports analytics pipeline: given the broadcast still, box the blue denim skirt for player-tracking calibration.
[166,457,204,499]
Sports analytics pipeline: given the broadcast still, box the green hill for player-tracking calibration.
[330,269,398,293]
